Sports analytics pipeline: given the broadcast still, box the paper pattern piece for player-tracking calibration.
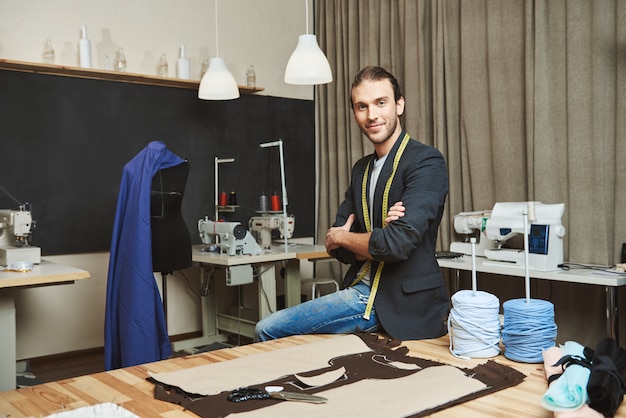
[233,366,486,418]
[149,335,369,395]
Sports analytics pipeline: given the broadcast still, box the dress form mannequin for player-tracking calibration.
[151,161,192,320]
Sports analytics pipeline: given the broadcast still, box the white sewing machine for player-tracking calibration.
[449,210,496,256]
[198,217,263,256]
[248,214,295,249]
[0,207,41,266]
[483,201,566,271]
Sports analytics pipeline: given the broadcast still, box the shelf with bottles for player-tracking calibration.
[0,59,264,94]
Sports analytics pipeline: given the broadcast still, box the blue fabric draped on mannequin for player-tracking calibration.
[104,141,185,370]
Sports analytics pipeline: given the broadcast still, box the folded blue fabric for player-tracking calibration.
[541,341,590,412]
[563,341,585,358]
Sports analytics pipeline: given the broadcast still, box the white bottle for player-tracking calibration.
[176,44,190,79]
[79,25,92,68]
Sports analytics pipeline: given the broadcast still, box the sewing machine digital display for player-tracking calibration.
[529,224,549,255]
[498,224,549,255]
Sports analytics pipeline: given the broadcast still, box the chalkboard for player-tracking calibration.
[0,70,315,255]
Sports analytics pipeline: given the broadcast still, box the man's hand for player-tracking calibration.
[325,214,355,252]
[385,201,405,226]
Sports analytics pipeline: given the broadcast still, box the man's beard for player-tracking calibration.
[364,117,398,145]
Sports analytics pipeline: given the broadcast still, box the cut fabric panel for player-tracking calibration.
[150,333,525,418]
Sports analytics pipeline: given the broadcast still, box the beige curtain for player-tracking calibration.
[315,0,625,345]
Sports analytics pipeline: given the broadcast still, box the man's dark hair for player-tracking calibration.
[351,66,403,106]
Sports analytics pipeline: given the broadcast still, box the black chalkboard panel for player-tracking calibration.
[0,70,315,255]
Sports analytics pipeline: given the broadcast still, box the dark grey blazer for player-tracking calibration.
[331,131,450,340]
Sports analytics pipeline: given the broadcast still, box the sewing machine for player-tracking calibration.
[198,217,263,256]
[483,202,566,271]
[248,214,295,249]
[449,210,496,256]
[0,206,41,266]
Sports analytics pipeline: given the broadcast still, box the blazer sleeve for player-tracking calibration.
[329,163,364,266]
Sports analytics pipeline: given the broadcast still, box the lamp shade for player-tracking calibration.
[198,57,240,100]
[284,34,332,85]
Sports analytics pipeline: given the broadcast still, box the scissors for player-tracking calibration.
[228,387,327,404]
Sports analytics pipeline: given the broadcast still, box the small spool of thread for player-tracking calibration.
[527,201,537,222]
[228,190,237,205]
[219,191,228,206]
[270,193,280,211]
[259,193,269,212]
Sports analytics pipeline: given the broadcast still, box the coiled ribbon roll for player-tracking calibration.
[448,289,502,359]
[502,298,558,363]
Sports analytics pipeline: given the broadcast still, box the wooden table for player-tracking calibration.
[1,333,623,417]
[0,260,90,391]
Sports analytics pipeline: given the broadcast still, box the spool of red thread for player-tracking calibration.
[219,191,228,206]
[270,194,281,211]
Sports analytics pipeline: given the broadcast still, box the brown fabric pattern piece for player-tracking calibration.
[151,333,525,418]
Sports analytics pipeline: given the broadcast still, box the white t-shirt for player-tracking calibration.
[358,154,388,286]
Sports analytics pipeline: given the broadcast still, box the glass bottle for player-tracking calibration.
[200,59,209,78]
[115,47,127,72]
[43,39,55,64]
[246,65,256,88]
[158,53,168,77]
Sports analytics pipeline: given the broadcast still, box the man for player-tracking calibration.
[255,66,449,341]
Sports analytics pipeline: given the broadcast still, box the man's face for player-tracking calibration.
[351,79,405,146]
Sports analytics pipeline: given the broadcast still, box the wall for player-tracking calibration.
[0,0,313,101]
[0,0,318,360]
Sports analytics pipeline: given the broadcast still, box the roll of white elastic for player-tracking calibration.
[502,298,558,363]
[448,289,501,359]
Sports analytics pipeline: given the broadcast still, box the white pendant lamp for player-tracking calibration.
[284,0,332,85]
[198,0,239,100]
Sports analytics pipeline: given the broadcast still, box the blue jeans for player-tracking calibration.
[254,282,382,341]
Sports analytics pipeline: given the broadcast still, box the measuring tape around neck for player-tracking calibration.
[350,133,411,320]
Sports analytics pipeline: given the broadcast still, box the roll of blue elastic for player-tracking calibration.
[502,298,558,363]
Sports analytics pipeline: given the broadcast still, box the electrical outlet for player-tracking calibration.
[16,360,29,373]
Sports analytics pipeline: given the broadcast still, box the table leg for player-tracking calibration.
[0,290,16,391]
[171,266,227,353]
[283,259,301,308]
[606,286,619,344]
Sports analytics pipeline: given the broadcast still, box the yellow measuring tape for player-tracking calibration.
[350,133,410,320]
